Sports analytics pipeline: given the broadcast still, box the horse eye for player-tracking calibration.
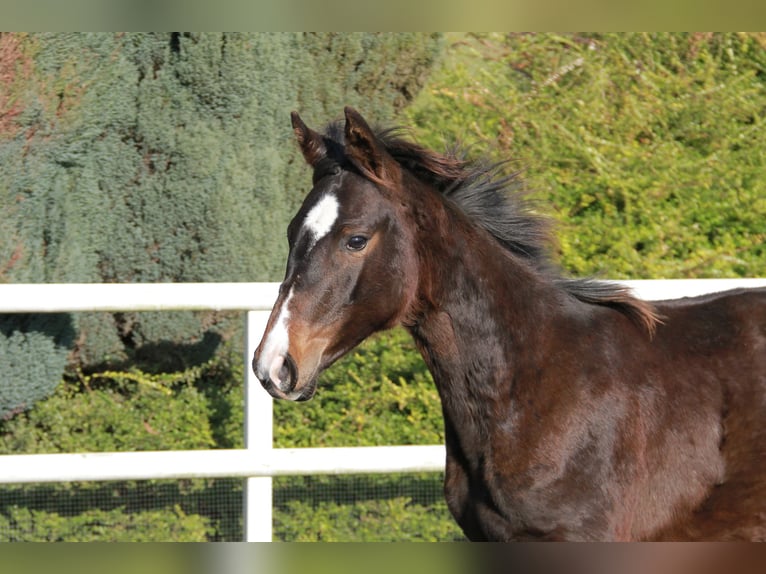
[346,235,368,251]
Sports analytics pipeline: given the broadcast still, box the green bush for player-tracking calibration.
[406,33,766,279]
[0,342,245,541]
[0,314,74,419]
[274,474,463,542]
[0,504,212,542]
[271,330,463,542]
[0,336,246,455]
[273,328,442,448]
[0,329,453,541]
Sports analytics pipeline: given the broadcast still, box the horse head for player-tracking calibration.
[252,108,418,401]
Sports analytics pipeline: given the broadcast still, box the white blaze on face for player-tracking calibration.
[258,288,294,390]
[258,193,339,391]
[304,193,339,252]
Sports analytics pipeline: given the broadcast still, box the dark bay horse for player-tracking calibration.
[253,107,766,541]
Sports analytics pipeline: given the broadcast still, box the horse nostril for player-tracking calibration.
[254,348,302,400]
[277,362,290,387]
[266,353,298,394]
[268,355,286,388]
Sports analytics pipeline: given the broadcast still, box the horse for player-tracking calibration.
[252,107,766,541]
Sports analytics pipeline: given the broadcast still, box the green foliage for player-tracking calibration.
[0,503,211,542]
[406,33,766,279]
[274,474,463,542]
[0,477,243,542]
[0,371,214,454]
[270,330,462,541]
[1,33,443,287]
[0,345,245,541]
[274,328,442,448]
[0,31,444,285]
[0,341,244,455]
[0,329,454,541]
[0,314,74,419]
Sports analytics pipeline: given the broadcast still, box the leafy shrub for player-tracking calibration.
[274,474,463,542]
[0,314,74,419]
[273,328,442,448]
[0,504,211,542]
[271,330,462,541]
[0,329,454,541]
[406,33,766,279]
[0,362,218,454]
[0,343,245,541]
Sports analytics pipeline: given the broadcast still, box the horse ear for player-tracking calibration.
[343,106,397,183]
[291,111,326,167]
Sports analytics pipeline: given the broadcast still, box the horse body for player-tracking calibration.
[253,107,766,541]
[415,254,765,540]
[404,183,765,540]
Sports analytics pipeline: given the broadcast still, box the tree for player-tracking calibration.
[0,32,444,416]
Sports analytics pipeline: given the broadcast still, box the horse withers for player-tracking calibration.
[253,107,766,541]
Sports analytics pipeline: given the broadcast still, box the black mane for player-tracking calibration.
[320,120,660,334]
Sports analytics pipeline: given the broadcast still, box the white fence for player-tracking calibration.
[0,278,765,541]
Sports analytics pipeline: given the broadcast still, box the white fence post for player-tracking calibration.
[244,309,274,542]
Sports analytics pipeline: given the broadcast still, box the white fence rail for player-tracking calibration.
[0,278,765,541]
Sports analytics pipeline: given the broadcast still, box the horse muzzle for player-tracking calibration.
[252,351,317,402]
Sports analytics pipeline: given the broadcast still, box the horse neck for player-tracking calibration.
[402,190,555,442]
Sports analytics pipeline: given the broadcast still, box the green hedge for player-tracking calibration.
[0,504,212,542]
[0,342,245,541]
[406,33,766,279]
[271,329,463,541]
[0,330,459,541]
